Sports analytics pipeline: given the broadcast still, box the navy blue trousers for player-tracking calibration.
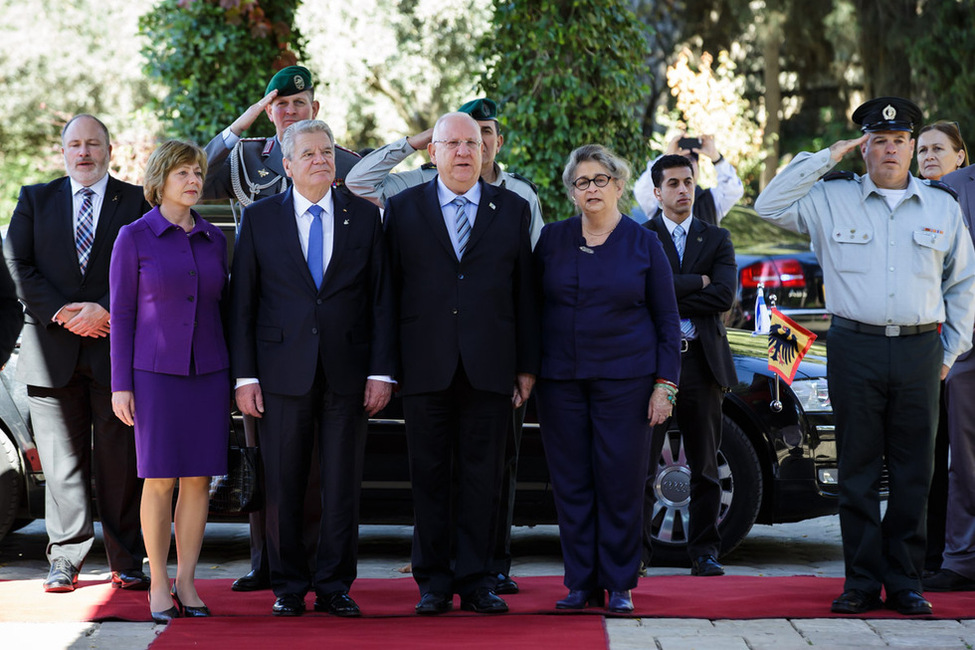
[537,375,654,592]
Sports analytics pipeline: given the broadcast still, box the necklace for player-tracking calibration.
[582,214,622,239]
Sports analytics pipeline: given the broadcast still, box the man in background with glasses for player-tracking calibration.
[384,112,540,616]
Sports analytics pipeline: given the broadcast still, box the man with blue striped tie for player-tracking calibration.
[384,112,540,616]
[643,154,739,577]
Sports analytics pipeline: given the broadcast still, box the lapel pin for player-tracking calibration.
[112,194,119,202]
[343,219,350,225]
[258,168,269,177]
[697,236,703,242]
[489,202,496,210]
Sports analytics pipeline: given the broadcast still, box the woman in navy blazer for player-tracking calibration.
[109,141,230,623]
[534,145,681,613]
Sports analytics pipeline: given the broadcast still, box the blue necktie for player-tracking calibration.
[307,204,324,289]
[452,196,471,258]
[672,224,696,340]
[76,188,95,274]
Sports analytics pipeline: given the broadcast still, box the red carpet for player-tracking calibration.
[3,575,975,623]
[149,615,608,650]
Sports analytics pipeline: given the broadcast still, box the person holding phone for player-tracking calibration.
[633,132,744,225]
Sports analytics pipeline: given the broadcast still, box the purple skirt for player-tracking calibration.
[133,368,230,479]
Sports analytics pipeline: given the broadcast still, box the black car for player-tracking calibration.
[729,243,830,336]
[0,203,840,564]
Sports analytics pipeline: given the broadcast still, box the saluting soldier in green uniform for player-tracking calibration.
[203,65,360,212]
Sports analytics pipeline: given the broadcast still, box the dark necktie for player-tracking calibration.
[76,188,95,274]
[307,204,324,289]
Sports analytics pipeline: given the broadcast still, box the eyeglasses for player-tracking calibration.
[571,174,613,190]
[433,139,482,151]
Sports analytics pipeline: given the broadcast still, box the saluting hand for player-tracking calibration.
[112,390,135,426]
[828,134,868,163]
[229,89,279,137]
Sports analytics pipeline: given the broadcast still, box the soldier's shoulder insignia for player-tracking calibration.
[823,170,856,182]
[507,171,539,194]
[923,178,959,200]
[335,144,361,159]
[420,161,437,171]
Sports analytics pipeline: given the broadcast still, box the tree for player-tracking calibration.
[140,0,303,143]
[297,0,491,148]
[481,0,651,222]
[0,0,158,223]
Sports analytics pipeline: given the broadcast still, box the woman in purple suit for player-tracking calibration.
[534,145,681,614]
[110,141,229,623]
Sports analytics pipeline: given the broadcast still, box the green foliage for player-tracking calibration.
[481,0,652,222]
[721,205,809,249]
[908,0,975,144]
[140,0,303,143]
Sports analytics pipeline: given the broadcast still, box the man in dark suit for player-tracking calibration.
[924,163,975,592]
[643,154,738,576]
[4,114,149,592]
[230,119,395,617]
[384,112,540,615]
[205,65,360,594]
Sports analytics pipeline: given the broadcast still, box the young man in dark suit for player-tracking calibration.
[4,114,150,592]
[229,120,395,617]
[643,154,739,576]
[384,112,540,615]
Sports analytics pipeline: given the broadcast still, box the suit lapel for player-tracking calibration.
[86,177,126,276]
[54,179,83,278]
[277,189,318,293]
[421,179,457,259]
[680,218,706,272]
[651,216,681,272]
[321,189,352,290]
[465,180,497,255]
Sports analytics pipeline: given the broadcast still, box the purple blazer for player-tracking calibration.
[109,207,229,392]
[534,215,681,383]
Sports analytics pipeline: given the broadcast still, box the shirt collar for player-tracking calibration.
[660,213,693,236]
[293,187,333,218]
[69,173,109,199]
[436,177,482,209]
[860,172,923,204]
[144,205,210,239]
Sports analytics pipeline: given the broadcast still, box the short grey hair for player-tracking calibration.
[431,112,479,142]
[61,114,110,146]
[561,144,631,197]
[280,119,335,160]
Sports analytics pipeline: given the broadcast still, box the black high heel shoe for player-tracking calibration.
[149,592,180,624]
[556,588,605,609]
[171,584,211,617]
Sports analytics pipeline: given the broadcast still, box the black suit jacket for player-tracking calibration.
[229,186,395,396]
[645,215,738,388]
[384,178,540,396]
[4,176,148,388]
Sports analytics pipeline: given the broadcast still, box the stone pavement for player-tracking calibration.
[2,517,973,649]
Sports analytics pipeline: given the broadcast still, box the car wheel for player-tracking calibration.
[645,415,763,566]
[0,433,23,543]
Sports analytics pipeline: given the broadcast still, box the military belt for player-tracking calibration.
[831,315,938,338]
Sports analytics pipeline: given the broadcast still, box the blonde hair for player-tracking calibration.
[143,140,208,207]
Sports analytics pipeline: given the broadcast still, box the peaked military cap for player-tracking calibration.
[458,97,498,121]
[266,65,313,97]
[852,97,923,133]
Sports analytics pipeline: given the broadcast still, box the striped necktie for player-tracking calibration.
[672,224,697,340]
[75,188,95,274]
[452,196,471,258]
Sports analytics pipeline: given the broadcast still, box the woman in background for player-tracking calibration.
[533,144,681,613]
[917,120,968,181]
[110,141,230,623]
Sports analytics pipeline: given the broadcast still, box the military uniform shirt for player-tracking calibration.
[344,136,545,248]
[755,147,975,367]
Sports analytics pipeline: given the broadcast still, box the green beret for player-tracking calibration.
[457,98,498,121]
[265,66,313,97]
